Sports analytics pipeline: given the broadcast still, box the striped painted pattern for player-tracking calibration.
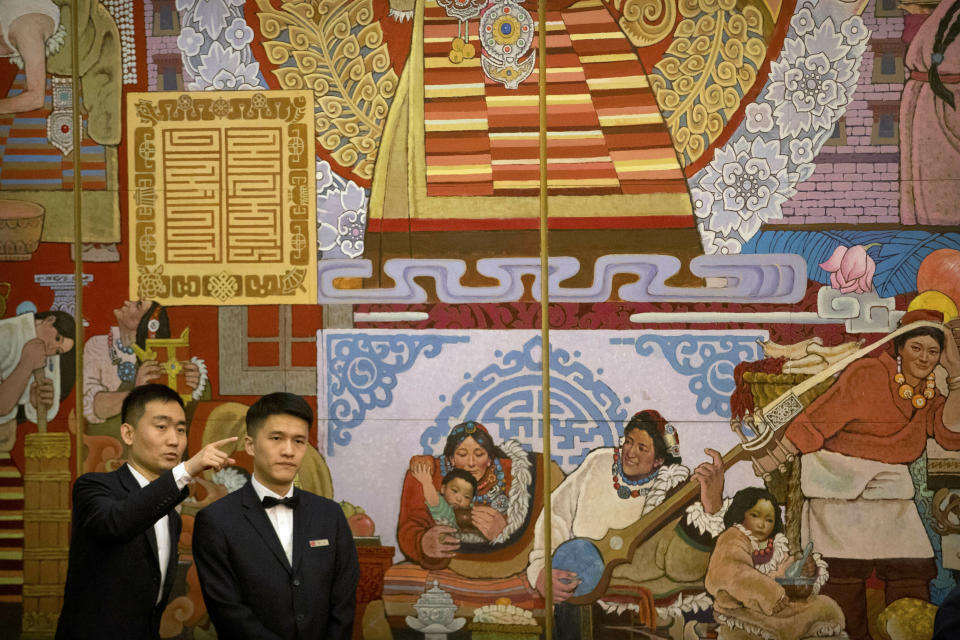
[0,75,108,191]
[383,563,543,613]
[423,0,687,199]
[0,454,23,602]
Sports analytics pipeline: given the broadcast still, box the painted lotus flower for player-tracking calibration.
[820,244,876,293]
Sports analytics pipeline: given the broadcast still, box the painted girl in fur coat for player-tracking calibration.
[705,488,846,640]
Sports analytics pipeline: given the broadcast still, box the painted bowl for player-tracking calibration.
[776,575,816,600]
[0,200,45,261]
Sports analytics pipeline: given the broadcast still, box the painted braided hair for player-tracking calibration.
[930,0,960,109]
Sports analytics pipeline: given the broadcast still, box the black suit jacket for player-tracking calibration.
[56,465,189,640]
[192,481,359,640]
[935,582,960,639]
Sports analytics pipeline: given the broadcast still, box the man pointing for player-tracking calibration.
[56,383,238,640]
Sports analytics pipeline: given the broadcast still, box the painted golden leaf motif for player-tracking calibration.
[255,0,398,181]
[650,0,766,167]
[614,0,677,47]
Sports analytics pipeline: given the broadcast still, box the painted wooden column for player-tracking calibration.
[20,432,71,639]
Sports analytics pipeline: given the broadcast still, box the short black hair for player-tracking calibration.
[623,411,681,466]
[724,487,784,535]
[121,384,185,426]
[246,392,313,437]
[442,468,477,497]
[893,326,944,357]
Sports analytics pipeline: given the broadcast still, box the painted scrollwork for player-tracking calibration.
[615,0,677,47]
[932,488,960,536]
[255,0,398,181]
[649,0,765,167]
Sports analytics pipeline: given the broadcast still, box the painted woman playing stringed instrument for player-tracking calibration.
[526,410,728,637]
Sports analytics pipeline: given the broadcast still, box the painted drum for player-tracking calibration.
[551,537,605,598]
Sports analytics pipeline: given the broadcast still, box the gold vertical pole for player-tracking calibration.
[537,1,552,638]
[71,0,85,476]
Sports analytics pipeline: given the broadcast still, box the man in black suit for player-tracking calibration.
[193,392,359,640]
[56,383,237,639]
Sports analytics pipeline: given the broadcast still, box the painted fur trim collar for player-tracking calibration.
[640,463,689,516]
[598,590,712,618]
[684,497,731,538]
[715,612,844,640]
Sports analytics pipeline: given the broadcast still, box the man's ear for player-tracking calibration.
[243,434,254,456]
[654,457,664,470]
[120,422,135,447]
[40,315,56,328]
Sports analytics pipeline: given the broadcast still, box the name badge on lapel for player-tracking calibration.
[309,538,329,548]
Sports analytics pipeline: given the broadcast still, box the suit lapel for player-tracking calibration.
[119,466,162,571]
[291,489,310,573]
[240,482,292,574]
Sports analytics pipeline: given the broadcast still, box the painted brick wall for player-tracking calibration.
[774,0,904,225]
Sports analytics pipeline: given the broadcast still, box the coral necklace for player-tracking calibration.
[611,447,659,499]
[895,355,936,409]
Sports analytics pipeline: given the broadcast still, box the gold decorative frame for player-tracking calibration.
[126,90,317,305]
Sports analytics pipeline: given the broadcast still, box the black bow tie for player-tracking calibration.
[262,495,299,510]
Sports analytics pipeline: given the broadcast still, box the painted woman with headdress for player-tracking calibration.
[397,420,543,567]
[526,410,728,637]
[82,300,207,438]
[782,308,960,640]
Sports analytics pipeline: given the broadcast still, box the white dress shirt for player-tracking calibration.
[126,462,192,605]
[251,475,295,566]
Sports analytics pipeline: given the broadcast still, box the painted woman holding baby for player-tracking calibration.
[397,421,545,570]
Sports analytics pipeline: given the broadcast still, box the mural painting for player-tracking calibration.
[0,0,959,639]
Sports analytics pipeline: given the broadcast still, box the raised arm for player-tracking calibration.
[940,320,960,431]
[72,471,188,543]
[0,339,45,417]
[397,457,459,568]
[0,13,55,114]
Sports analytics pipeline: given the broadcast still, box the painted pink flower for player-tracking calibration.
[820,244,876,294]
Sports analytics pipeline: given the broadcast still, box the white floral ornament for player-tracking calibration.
[744,102,774,134]
[195,42,260,91]
[178,0,265,92]
[697,136,796,236]
[766,19,856,138]
[225,18,254,50]
[177,26,204,57]
[316,161,370,259]
[692,2,868,256]
[789,137,814,164]
[841,16,869,47]
[790,5,815,36]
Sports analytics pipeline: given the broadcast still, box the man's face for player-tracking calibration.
[621,428,663,478]
[34,316,73,356]
[245,414,309,493]
[114,300,151,333]
[121,399,187,480]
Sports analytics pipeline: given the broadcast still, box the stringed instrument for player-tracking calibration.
[555,320,934,605]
